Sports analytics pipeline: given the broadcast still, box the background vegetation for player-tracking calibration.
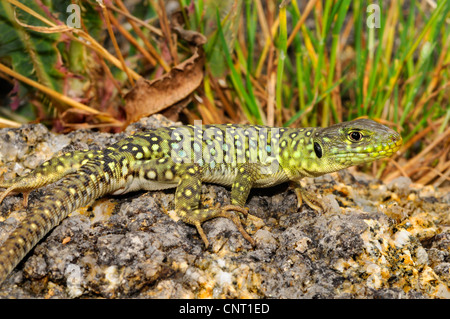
[0,0,448,186]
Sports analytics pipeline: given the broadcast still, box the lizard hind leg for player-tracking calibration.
[0,149,99,206]
[0,184,31,207]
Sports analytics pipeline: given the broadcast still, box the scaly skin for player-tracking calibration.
[0,119,402,284]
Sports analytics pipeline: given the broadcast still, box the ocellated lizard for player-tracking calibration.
[0,119,402,284]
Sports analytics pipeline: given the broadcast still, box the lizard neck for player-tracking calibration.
[277,127,324,179]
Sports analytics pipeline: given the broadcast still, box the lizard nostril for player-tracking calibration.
[390,133,403,148]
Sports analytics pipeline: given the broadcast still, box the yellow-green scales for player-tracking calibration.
[0,119,402,284]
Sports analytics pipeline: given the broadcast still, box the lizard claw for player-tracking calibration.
[215,205,256,247]
[220,204,249,217]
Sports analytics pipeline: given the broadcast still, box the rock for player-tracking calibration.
[387,176,413,197]
[0,115,449,299]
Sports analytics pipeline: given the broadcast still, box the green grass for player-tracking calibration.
[247,0,450,141]
[0,0,449,184]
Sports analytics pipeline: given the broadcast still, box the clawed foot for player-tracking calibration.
[294,187,324,212]
[193,204,256,249]
[0,187,30,207]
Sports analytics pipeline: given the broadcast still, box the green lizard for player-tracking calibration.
[0,118,402,284]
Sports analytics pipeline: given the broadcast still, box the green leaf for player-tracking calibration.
[0,0,63,110]
[204,0,242,77]
[216,8,263,124]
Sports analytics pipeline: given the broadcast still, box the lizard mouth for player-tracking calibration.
[333,134,402,159]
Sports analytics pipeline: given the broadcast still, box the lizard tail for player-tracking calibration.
[0,162,117,285]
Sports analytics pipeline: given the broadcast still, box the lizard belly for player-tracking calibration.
[202,166,237,187]
[111,175,177,195]
[253,170,290,188]
[201,166,290,188]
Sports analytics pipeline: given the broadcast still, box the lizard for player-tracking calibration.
[0,118,402,284]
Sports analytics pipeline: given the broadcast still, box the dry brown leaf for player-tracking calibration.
[124,46,205,125]
[172,25,207,46]
[170,9,207,46]
[161,96,192,121]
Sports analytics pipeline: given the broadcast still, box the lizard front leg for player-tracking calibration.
[173,163,255,248]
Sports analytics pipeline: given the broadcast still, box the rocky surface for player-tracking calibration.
[0,115,448,298]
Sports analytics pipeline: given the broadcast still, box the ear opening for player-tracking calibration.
[313,142,322,158]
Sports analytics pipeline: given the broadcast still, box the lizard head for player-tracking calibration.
[310,118,402,174]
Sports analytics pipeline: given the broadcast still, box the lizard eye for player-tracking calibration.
[313,142,322,158]
[348,131,363,142]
